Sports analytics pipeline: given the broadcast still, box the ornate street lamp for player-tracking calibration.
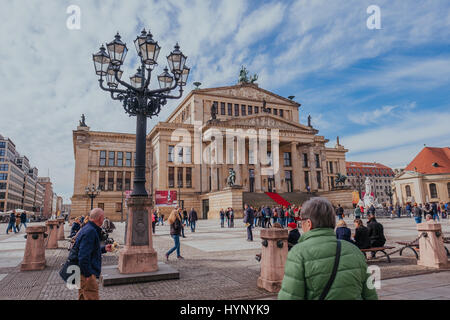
[92,29,189,275]
[85,184,101,211]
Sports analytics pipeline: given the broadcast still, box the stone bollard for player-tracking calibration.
[21,226,47,271]
[57,218,65,240]
[257,227,289,293]
[45,220,60,249]
[417,222,449,269]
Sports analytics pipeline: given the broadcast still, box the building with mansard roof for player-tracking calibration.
[71,82,351,221]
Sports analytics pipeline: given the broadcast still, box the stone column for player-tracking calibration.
[57,217,65,240]
[211,166,218,192]
[105,171,109,191]
[255,162,262,192]
[118,197,157,274]
[291,143,300,192]
[417,222,449,269]
[21,226,46,271]
[257,227,289,293]
[233,163,241,186]
[45,220,60,249]
[201,163,208,192]
[309,147,318,191]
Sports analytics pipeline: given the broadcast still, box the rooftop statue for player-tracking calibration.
[238,66,258,84]
[79,114,87,127]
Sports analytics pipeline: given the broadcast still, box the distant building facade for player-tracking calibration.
[346,161,395,204]
[38,177,54,218]
[0,134,45,213]
[393,147,450,205]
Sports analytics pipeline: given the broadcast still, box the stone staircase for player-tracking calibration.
[243,192,316,208]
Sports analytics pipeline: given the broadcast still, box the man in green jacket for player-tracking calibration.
[278,197,378,300]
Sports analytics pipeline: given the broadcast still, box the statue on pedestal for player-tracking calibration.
[79,114,87,127]
[238,66,258,84]
[307,114,312,127]
[226,168,236,187]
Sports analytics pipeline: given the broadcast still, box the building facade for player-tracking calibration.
[346,161,395,205]
[71,83,350,220]
[0,135,45,213]
[393,147,450,206]
[38,177,54,218]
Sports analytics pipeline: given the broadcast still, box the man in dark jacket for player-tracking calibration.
[74,208,112,300]
[19,212,27,231]
[6,211,17,234]
[336,204,344,220]
[367,213,386,257]
[243,204,254,241]
[188,208,198,232]
[287,222,300,250]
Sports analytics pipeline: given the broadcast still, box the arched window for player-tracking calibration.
[405,185,411,197]
[429,183,438,199]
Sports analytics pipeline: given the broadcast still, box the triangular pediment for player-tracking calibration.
[395,170,421,179]
[196,84,300,107]
[206,114,315,133]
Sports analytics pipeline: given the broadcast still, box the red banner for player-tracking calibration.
[155,190,177,206]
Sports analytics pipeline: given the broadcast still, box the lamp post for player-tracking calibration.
[92,29,189,274]
[85,184,101,211]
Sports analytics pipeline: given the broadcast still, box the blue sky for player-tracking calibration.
[0,0,449,202]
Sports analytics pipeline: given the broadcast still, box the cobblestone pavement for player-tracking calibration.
[0,217,449,300]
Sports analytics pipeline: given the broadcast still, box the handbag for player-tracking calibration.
[59,240,80,282]
[319,240,341,300]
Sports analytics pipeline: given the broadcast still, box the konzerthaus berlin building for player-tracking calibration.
[71,83,351,221]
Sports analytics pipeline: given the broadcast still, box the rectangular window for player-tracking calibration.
[98,203,104,210]
[284,152,292,167]
[267,151,272,166]
[329,162,334,174]
[0,173,7,180]
[0,142,5,148]
[100,151,106,166]
[186,167,192,188]
[125,172,131,190]
[115,202,122,212]
[176,146,183,163]
[317,171,322,189]
[184,146,192,164]
[220,102,225,115]
[280,109,284,117]
[254,106,259,114]
[304,171,310,188]
[249,149,255,164]
[227,103,232,116]
[177,167,183,187]
[303,153,308,167]
[125,152,132,167]
[234,104,239,116]
[108,151,115,166]
[108,171,114,191]
[168,167,174,188]
[248,105,252,115]
[315,154,320,168]
[0,150,5,156]
[117,152,123,167]
[0,164,8,171]
[241,105,246,116]
[168,146,174,162]
[267,108,271,113]
[99,171,105,190]
[273,108,278,115]
[116,171,123,191]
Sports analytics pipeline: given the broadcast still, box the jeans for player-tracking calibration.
[220,217,224,227]
[433,214,440,221]
[273,217,278,224]
[181,226,185,237]
[6,222,17,234]
[190,220,196,232]
[20,222,27,230]
[280,217,286,227]
[230,217,234,228]
[247,225,253,241]
[167,234,181,257]
[337,214,343,220]
[415,216,422,224]
[266,218,272,228]
[253,217,258,227]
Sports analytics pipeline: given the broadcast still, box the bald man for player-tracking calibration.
[73,208,112,300]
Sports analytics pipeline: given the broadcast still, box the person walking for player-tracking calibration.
[278,197,378,300]
[243,204,254,241]
[229,208,234,228]
[431,202,439,221]
[266,206,272,228]
[413,203,422,224]
[219,208,225,228]
[165,210,184,260]
[152,210,157,234]
[336,204,344,220]
[406,203,412,218]
[188,207,198,232]
[182,208,188,227]
[73,208,112,300]
[19,212,27,231]
[6,210,18,234]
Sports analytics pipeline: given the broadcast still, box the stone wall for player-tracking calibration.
[207,187,244,219]
[317,188,353,209]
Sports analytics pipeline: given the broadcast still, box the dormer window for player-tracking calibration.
[432,162,439,167]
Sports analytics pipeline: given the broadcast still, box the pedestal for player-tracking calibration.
[417,222,449,269]
[257,227,288,293]
[57,218,65,240]
[45,220,60,249]
[207,186,244,219]
[118,197,158,274]
[21,226,46,271]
